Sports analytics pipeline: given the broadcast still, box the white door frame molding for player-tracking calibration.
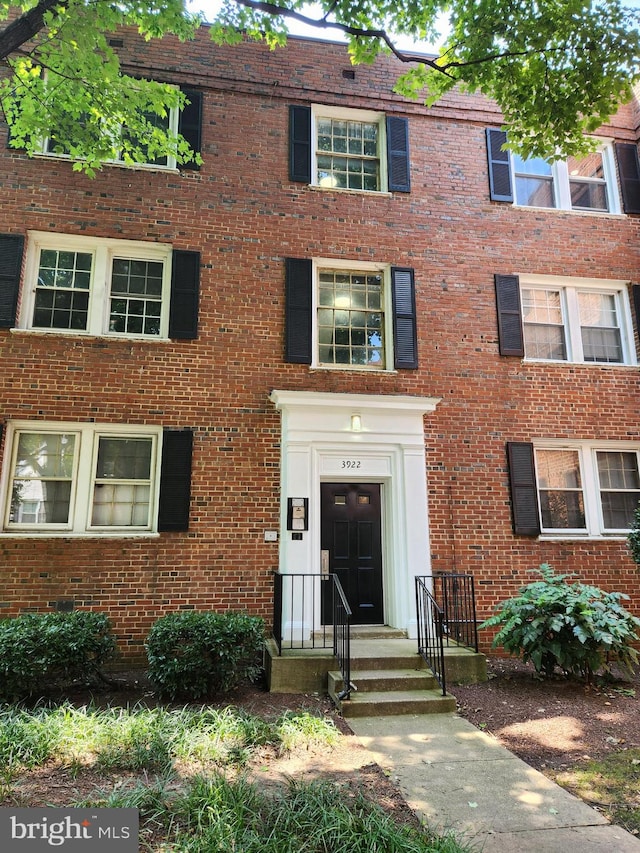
[269,390,440,639]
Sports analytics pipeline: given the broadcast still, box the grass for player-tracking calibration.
[555,748,640,835]
[82,774,469,852]
[0,702,472,852]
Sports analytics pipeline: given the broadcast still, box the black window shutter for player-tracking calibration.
[615,142,640,214]
[169,250,200,340]
[285,257,312,363]
[386,116,410,192]
[0,234,24,328]
[486,128,513,202]
[507,442,541,536]
[289,105,312,183]
[178,89,203,171]
[158,429,193,532]
[391,266,418,369]
[495,274,524,356]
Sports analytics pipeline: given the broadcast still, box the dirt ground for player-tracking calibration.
[452,657,640,772]
[4,657,639,833]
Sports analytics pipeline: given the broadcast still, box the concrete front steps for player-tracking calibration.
[327,630,458,717]
[265,626,487,706]
[328,666,456,717]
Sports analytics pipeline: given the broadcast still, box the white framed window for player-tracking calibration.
[312,105,387,192]
[2,422,162,534]
[20,232,172,339]
[42,102,180,170]
[534,442,640,535]
[313,259,393,370]
[512,142,620,213]
[519,274,635,365]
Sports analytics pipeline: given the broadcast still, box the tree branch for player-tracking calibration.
[230,0,449,72]
[230,0,571,79]
[0,0,68,62]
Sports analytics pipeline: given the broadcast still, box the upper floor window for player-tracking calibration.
[486,128,640,214]
[33,87,202,173]
[495,274,636,366]
[285,258,417,370]
[314,107,383,191]
[512,146,616,212]
[290,105,410,193]
[44,106,180,169]
[11,232,201,341]
[317,266,386,367]
[0,422,193,536]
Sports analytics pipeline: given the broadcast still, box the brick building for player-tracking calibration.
[1,27,640,663]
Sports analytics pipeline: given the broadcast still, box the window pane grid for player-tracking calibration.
[316,117,380,191]
[318,270,384,368]
[522,288,566,360]
[578,292,622,363]
[33,250,92,330]
[514,148,612,212]
[597,451,640,529]
[9,433,76,526]
[536,449,586,530]
[109,258,164,335]
[91,438,153,527]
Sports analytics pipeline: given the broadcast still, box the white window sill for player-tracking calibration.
[310,365,397,374]
[512,203,624,218]
[309,184,392,198]
[33,152,179,174]
[538,534,629,541]
[10,328,171,344]
[522,357,638,368]
[0,532,161,540]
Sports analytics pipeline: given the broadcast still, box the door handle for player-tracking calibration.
[321,550,330,575]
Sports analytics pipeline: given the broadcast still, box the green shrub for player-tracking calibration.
[145,611,264,699]
[628,504,640,566]
[481,564,640,681]
[0,611,117,702]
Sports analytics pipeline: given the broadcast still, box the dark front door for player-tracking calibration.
[320,483,383,624]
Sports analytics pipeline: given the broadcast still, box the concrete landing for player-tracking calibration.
[349,713,640,852]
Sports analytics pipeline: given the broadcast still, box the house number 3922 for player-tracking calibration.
[341,460,361,469]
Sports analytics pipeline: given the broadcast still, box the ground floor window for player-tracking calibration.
[535,444,640,535]
[3,422,162,534]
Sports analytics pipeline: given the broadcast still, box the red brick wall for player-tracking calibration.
[1,29,639,660]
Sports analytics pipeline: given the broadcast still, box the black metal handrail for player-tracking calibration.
[271,571,352,699]
[433,572,479,652]
[415,576,446,695]
[271,571,333,652]
[329,574,352,700]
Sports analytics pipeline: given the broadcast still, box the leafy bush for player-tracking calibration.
[481,564,640,681]
[627,504,640,566]
[0,611,117,702]
[146,611,264,699]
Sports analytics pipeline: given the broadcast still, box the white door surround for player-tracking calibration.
[269,390,440,639]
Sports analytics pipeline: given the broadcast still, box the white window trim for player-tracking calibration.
[0,421,163,537]
[534,439,640,538]
[311,104,389,193]
[19,231,172,340]
[513,140,621,215]
[311,257,394,372]
[519,273,636,366]
[38,93,180,171]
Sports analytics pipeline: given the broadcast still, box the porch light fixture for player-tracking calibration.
[350,413,362,431]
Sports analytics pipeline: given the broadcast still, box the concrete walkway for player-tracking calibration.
[349,713,640,852]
